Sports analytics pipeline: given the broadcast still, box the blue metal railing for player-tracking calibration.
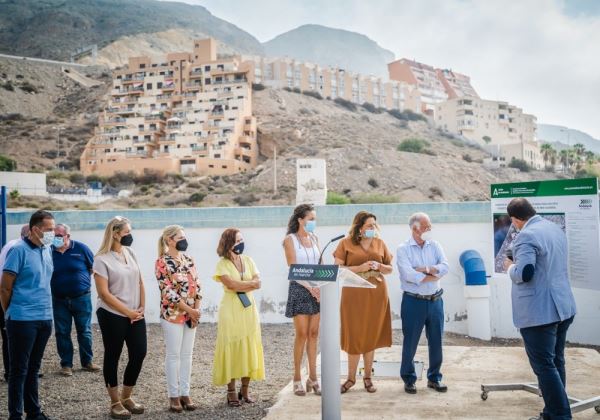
[1,186,7,248]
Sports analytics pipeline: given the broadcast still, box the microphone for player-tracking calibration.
[318,234,345,264]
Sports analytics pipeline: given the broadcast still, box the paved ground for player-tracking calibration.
[1,324,598,419]
[265,345,600,420]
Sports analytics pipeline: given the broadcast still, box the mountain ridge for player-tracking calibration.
[263,24,394,78]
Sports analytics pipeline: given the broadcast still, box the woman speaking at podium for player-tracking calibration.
[283,204,322,397]
[333,211,393,394]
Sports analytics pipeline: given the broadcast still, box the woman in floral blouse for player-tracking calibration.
[155,225,201,413]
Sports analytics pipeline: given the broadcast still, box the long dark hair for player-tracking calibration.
[286,204,315,235]
[349,211,377,245]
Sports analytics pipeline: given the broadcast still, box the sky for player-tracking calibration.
[168,0,600,139]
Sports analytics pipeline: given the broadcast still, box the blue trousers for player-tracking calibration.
[52,293,94,368]
[520,316,574,420]
[400,294,444,385]
[6,319,52,420]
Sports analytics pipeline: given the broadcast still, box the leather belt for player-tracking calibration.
[55,290,91,300]
[403,288,444,301]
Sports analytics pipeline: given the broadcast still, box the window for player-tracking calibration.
[205,78,211,85]
[209,164,214,168]
[138,124,144,131]
[205,65,211,71]
[139,64,146,69]
[146,83,152,90]
[157,82,163,89]
[222,165,227,169]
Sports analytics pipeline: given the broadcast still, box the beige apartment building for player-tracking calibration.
[80,38,258,177]
[247,57,422,113]
[388,58,478,114]
[436,97,543,169]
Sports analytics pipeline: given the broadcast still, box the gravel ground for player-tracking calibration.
[1,324,597,419]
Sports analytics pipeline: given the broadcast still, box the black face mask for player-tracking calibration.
[232,242,245,255]
[120,234,134,247]
[175,239,188,251]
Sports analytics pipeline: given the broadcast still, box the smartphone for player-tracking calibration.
[185,319,197,329]
[505,248,514,261]
[237,292,252,308]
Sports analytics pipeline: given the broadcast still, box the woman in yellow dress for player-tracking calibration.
[212,228,265,407]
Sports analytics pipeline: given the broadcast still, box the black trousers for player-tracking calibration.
[97,308,147,388]
[0,305,9,381]
[6,319,52,420]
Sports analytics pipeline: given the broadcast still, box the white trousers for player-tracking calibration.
[160,319,197,397]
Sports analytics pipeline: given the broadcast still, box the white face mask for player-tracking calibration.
[41,231,55,246]
[421,231,433,242]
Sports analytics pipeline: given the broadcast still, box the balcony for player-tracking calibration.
[185,83,202,90]
[156,94,172,100]
[162,83,176,91]
[122,75,145,84]
[144,113,166,122]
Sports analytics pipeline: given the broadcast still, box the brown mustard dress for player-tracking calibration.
[333,237,393,354]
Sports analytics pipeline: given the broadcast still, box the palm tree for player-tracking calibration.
[573,143,586,157]
[585,150,596,165]
[559,149,571,174]
[540,143,555,169]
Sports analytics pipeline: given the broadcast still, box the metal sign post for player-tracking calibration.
[289,264,341,420]
[288,264,374,420]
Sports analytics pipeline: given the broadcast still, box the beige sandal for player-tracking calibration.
[293,380,306,396]
[110,401,131,419]
[121,397,144,415]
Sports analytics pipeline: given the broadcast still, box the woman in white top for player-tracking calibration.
[283,204,321,396]
[93,216,146,420]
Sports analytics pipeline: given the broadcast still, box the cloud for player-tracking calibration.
[173,0,600,139]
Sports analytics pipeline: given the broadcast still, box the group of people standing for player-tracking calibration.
[0,197,578,420]
[284,205,449,396]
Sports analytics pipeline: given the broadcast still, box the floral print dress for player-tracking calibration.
[155,253,201,324]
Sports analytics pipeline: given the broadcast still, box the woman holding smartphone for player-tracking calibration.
[212,228,265,407]
[155,225,201,413]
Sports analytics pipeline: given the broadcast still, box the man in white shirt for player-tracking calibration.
[396,213,449,394]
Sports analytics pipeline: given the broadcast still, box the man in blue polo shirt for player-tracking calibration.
[1,210,55,420]
[51,223,100,376]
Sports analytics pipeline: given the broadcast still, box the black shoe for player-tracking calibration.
[26,412,52,420]
[404,383,417,394]
[427,380,448,392]
[38,373,44,378]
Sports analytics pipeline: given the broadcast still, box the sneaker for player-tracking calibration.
[82,362,101,372]
[59,367,73,377]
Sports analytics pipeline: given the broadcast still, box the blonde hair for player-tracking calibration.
[96,216,131,256]
[158,225,184,258]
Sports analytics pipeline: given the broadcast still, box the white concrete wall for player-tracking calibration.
[6,221,600,345]
[0,171,47,196]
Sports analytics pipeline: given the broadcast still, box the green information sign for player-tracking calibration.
[490,178,598,198]
[288,264,339,282]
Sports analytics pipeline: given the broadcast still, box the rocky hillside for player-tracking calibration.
[0,0,263,61]
[1,55,559,210]
[77,29,247,68]
[0,56,110,172]
[537,124,600,154]
[263,24,394,78]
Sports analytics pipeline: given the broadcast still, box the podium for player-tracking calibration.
[288,264,374,420]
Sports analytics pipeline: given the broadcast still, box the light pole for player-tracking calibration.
[53,126,62,170]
